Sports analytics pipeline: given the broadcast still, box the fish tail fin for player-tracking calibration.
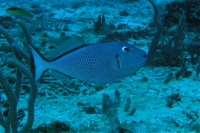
[29,45,48,81]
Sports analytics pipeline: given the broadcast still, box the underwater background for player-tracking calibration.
[0,0,200,132]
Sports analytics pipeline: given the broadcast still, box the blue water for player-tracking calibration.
[0,0,200,132]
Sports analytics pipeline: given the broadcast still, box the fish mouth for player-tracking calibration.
[143,53,147,58]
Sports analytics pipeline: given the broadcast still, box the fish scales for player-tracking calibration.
[30,38,146,84]
[50,42,122,83]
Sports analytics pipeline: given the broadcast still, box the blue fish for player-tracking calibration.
[29,35,146,84]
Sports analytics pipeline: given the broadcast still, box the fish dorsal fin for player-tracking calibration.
[48,35,85,60]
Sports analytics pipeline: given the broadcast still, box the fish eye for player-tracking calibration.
[122,46,129,53]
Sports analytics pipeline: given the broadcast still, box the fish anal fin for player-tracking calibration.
[50,70,73,80]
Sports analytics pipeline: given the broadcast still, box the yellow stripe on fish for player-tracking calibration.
[6,7,34,18]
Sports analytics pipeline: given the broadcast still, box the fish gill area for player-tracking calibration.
[0,0,200,132]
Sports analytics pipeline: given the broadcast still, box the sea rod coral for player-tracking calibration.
[0,20,37,133]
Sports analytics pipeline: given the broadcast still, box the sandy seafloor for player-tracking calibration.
[1,0,200,132]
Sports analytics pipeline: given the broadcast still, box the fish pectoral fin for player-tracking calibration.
[108,54,121,71]
[48,35,85,60]
[50,70,73,80]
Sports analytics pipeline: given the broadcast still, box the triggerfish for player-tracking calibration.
[6,7,34,18]
[29,35,146,84]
